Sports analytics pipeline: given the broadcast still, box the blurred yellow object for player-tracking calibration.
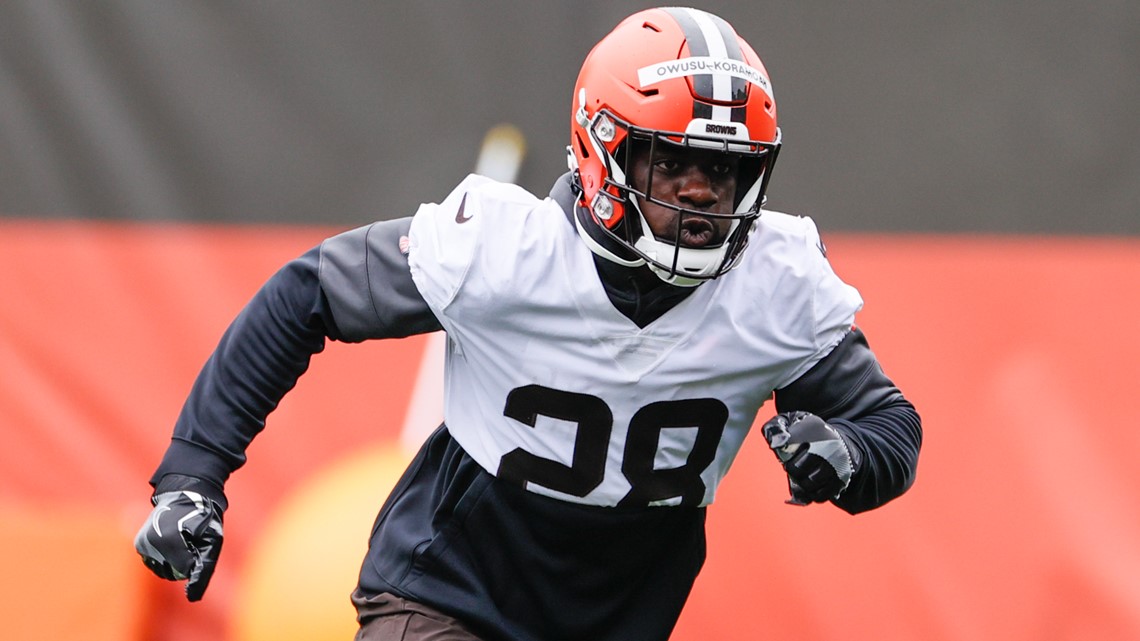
[231,444,411,641]
[474,123,527,184]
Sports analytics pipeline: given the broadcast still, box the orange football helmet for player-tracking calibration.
[568,7,781,286]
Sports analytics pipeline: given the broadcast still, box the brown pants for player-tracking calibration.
[352,589,486,641]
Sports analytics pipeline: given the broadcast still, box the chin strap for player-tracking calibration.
[573,203,645,268]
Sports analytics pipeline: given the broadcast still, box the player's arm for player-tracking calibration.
[767,328,922,514]
[136,217,441,600]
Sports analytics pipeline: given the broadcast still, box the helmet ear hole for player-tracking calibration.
[574,132,591,160]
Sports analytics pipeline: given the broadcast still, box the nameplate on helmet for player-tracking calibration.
[637,56,773,100]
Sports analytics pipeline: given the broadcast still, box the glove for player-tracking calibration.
[761,411,854,505]
[134,490,224,601]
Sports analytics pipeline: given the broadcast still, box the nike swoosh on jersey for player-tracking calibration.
[455,193,472,223]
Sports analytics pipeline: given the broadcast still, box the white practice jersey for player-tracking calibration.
[408,174,862,508]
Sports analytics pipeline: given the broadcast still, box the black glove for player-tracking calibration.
[134,490,224,601]
[761,411,854,505]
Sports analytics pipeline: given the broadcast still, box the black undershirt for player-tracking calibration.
[548,172,696,328]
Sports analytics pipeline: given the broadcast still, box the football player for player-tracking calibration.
[136,7,921,640]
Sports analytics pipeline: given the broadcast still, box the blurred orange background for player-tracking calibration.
[2,219,1138,640]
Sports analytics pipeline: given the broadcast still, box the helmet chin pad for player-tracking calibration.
[637,238,732,287]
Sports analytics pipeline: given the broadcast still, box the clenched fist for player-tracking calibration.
[134,490,224,601]
[761,411,854,505]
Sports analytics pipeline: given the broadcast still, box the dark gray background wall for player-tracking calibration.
[1,1,1137,234]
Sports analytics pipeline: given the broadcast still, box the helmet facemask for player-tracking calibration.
[587,109,781,286]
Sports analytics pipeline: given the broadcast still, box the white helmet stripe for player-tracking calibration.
[689,10,732,105]
[662,7,749,122]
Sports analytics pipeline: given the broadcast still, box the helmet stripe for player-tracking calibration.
[700,12,750,124]
[706,13,747,97]
[663,8,713,102]
[663,8,748,123]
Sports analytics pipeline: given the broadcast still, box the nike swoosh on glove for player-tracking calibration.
[761,411,854,505]
[134,490,224,601]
